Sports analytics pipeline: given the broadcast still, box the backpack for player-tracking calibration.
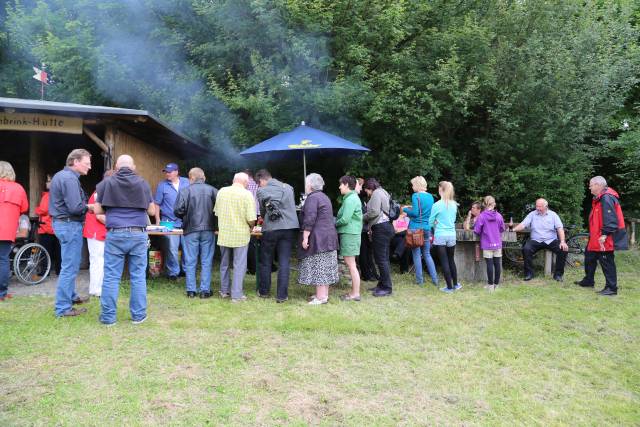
[386,194,401,221]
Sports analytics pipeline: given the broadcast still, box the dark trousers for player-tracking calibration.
[0,241,11,297]
[435,245,458,289]
[247,236,257,274]
[38,233,61,275]
[359,232,378,281]
[522,239,567,277]
[259,229,296,300]
[390,232,411,273]
[371,222,394,291]
[583,250,617,291]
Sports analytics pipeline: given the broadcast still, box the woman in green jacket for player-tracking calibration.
[336,176,363,301]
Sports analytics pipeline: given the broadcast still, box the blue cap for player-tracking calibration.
[162,163,179,172]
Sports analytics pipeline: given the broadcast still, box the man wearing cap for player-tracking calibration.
[154,163,190,280]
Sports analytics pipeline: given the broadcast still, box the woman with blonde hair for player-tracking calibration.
[402,176,438,286]
[0,161,29,301]
[473,195,505,290]
[428,181,460,292]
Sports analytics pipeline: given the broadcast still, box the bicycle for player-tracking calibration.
[503,225,590,268]
[10,218,51,285]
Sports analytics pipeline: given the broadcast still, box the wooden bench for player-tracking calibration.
[454,229,517,283]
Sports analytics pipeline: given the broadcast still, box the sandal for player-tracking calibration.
[308,297,328,305]
[339,294,361,302]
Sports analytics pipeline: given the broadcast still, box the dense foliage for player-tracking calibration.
[1,0,638,223]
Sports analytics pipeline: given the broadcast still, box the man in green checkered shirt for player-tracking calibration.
[214,172,257,302]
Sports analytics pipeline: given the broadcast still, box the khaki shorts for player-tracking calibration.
[483,249,502,258]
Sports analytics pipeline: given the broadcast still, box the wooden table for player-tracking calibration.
[454,229,517,283]
[146,229,263,289]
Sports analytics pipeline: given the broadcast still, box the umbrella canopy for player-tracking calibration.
[240,122,370,185]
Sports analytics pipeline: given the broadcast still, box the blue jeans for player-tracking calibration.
[411,230,438,285]
[183,231,215,293]
[0,241,11,298]
[164,234,184,277]
[53,220,83,316]
[100,231,148,324]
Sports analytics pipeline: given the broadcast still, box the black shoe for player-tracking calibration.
[257,292,270,299]
[574,280,594,288]
[597,288,617,296]
[199,291,212,299]
[553,274,563,282]
[373,289,392,297]
[168,275,178,281]
[276,298,288,303]
[524,274,534,281]
[186,291,197,298]
[178,271,186,278]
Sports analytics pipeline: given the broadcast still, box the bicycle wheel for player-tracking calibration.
[566,233,590,268]
[502,240,524,266]
[13,243,51,285]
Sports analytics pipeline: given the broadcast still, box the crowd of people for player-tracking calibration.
[0,149,629,324]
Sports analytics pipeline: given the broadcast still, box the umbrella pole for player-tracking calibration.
[302,150,307,189]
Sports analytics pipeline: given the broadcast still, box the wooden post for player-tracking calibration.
[544,251,555,277]
[631,221,636,247]
[28,135,44,216]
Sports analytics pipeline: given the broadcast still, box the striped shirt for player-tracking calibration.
[214,183,256,247]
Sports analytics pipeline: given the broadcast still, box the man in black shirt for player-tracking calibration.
[50,148,91,317]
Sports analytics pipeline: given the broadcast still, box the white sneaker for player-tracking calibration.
[231,295,247,303]
[131,316,147,325]
[308,297,328,305]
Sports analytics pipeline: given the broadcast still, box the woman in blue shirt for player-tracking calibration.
[428,181,460,292]
[402,176,438,286]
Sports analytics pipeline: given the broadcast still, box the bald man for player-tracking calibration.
[94,155,155,325]
[512,198,568,281]
[214,172,257,302]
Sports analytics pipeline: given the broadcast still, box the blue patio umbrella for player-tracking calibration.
[240,122,370,187]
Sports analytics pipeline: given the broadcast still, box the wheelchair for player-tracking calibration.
[10,218,51,285]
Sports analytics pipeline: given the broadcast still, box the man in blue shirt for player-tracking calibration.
[512,198,568,282]
[49,148,92,317]
[154,163,189,280]
[94,154,154,325]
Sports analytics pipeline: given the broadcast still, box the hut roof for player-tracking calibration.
[0,97,208,154]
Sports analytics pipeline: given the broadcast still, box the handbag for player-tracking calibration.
[405,195,425,249]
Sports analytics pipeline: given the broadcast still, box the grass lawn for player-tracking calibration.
[1,251,639,426]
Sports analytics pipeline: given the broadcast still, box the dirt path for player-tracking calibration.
[8,270,90,297]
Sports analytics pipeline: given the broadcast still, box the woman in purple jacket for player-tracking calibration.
[473,195,505,290]
[298,173,340,304]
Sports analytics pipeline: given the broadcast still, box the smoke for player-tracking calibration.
[2,0,365,177]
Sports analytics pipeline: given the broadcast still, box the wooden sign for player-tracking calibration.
[0,112,83,134]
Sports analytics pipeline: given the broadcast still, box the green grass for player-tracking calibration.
[1,251,639,426]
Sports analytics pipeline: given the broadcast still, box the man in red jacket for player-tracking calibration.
[575,176,627,296]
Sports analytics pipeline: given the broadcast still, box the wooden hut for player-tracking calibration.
[0,97,207,214]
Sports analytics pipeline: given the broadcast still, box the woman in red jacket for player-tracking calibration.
[83,170,113,297]
[35,174,61,276]
[0,161,29,301]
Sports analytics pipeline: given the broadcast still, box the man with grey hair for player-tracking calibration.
[575,176,627,296]
[214,172,257,302]
[512,198,568,281]
[93,154,155,325]
[50,148,92,317]
[174,167,218,298]
[255,169,299,303]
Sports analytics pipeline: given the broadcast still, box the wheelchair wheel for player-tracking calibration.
[13,243,51,285]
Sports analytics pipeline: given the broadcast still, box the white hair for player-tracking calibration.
[590,176,607,186]
[306,173,325,191]
[536,198,548,207]
[233,172,249,184]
